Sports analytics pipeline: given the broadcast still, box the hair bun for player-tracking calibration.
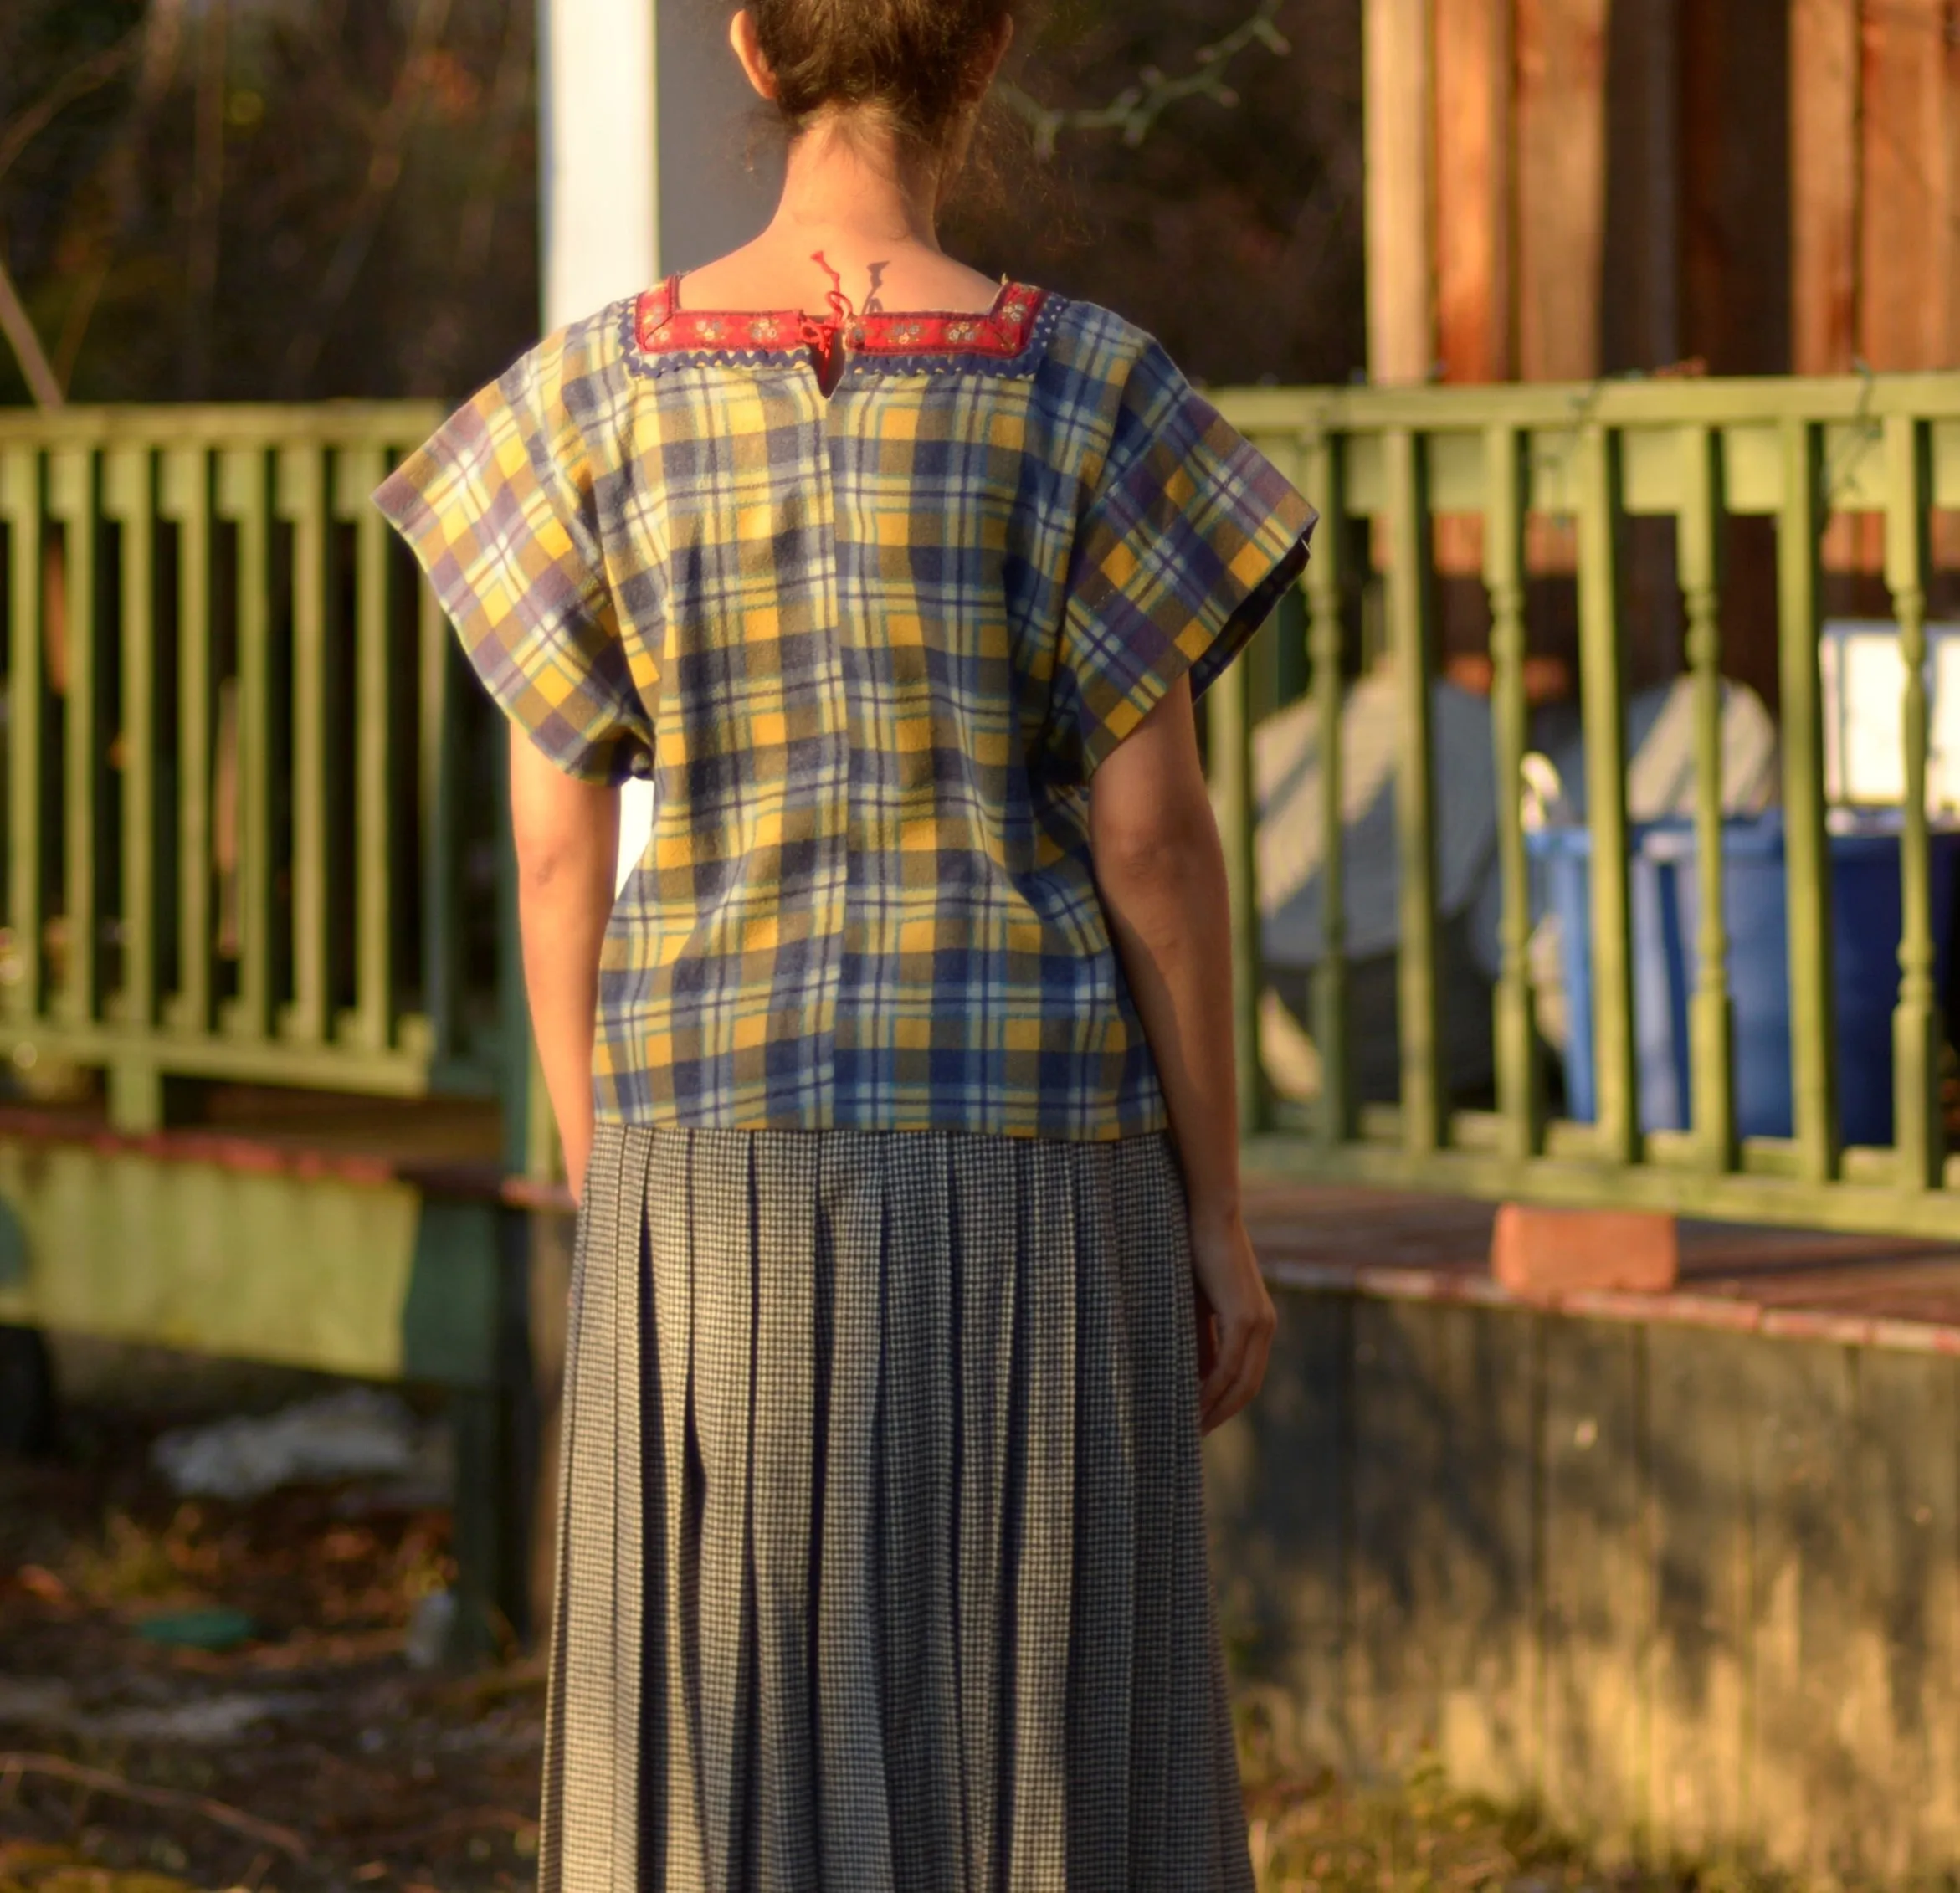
[747,0,1019,146]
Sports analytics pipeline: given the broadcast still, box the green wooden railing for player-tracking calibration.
[9,382,1960,1241]
[1213,372,1960,1239]
[0,404,507,1130]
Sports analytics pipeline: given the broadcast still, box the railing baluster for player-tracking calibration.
[346,444,394,1053]
[280,444,331,1044]
[162,448,214,1038]
[1303,426,1353,1146]
[50,449,101,1031]
[219,449,274,1041]
[2,446,44,1026]
[1777,418,1840,1181]
[1679,424,1735,1171]
[1885,414,1942,1185]
[1385,428,1443,1153]
[1576,423,1639,1164]
[1484,423,1542,1158]
[418,558,457,1064]
[1211,622,1265,1135]
[104,446,162,1128]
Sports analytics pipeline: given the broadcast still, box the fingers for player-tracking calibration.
[1198,1296,1275,1434]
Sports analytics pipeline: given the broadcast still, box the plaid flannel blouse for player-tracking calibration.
[377,280,1315,1140]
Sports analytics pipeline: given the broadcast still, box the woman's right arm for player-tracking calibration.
[1089,674,1276,1433]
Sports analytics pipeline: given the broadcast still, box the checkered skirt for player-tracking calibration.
[540,1122,1255,1892]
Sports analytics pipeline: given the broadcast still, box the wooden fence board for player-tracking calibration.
[1791,0,1860,376]
[1346,1298,1448,1772]
[1539,1318,1650,1856]
[1746,1339,1862,1880]
[1860,0,1951,374]
[1426,1301,1541,1806]
[1434,0,1512,384]
[1205,1292,1354,1773]
[1644,1326,1752,1860]
[1848,1349,1960,1879]
[1365,0,1435,384]
[1516,0,1609,382]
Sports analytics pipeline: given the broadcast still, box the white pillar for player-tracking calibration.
[539,0,778,891]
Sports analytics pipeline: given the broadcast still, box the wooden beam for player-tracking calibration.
[1860,0,1949,372]
[1366,0,1436,384]
[1434,0,1513,383]
[1790,0,1860,375]
[1516,0,1609,382]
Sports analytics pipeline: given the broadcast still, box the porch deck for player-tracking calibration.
[1244,1177,1960,1352]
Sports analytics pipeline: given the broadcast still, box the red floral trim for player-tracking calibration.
[634,276,1047,362]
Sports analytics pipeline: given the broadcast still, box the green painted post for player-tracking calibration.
[162,448,214,1038]
[1303,428,1354,1147]
[1884,415,1942,1187]
[1776,418,1840,1182]
[105,451,156,1021]
[2,447,44,1027]
[104,446,162,1131]
[346,444,395,1055]
[1211,635,1267,1136]
[50,449,101,1034]
[280,444,331,1046]
[1678,425,1735,1172]
[1576,425,1639,1164]
[1484,425,1542,1160]
[218,447,273,1043]
[1385,428,1444,1154]
[418,567,460,1065]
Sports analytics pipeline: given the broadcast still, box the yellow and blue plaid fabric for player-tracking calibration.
[377,293,1314,1139]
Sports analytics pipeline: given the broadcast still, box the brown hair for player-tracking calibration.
[745,0,1022,148]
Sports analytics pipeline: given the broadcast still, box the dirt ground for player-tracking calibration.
[0,1345,541,1893]
[1,1342,1763,1893]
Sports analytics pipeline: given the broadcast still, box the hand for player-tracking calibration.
[1188,1202,1276,1434]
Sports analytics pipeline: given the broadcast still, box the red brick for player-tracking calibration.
[1490,1203,1680,1300]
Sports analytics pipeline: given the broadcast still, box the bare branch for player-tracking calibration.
[0,250,63,408]
[181,0,228,398]
[50,0,190,393]
[1001,0,1292,159]
[0,25,142,191]
[0,1752,309,1858]
[279,0,456,397]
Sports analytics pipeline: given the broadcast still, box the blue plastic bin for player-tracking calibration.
[1527,813,1960,1147]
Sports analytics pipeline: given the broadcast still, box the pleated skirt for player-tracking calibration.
[540,1123,1255,1893]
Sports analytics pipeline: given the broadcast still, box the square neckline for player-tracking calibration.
[633,275,1052,367]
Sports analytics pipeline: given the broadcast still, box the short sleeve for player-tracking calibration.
[1053,341,1316,781]
[374,325,654,785]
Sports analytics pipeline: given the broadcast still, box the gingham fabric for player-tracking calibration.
[377,288,1314,1139]
[541,1121,1256,1893]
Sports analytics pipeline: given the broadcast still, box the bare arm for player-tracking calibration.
[1089,674,1275,1431]
[509,727,620,1203]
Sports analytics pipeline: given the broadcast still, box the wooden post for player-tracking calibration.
[1434,0,1514,384]
[1790,0,1860,377]
[1516,0,1609,384]
[1365,0,1436,384]
[1860,0,1951,375]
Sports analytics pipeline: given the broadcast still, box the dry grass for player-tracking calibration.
[1237,1704,1794,1893]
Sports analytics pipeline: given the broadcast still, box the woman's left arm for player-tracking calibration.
[509,727,620,1203]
